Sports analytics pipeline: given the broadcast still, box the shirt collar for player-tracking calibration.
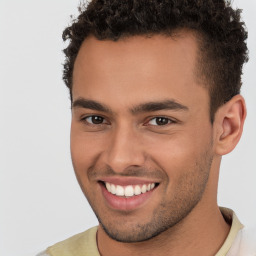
[215,207,244,256]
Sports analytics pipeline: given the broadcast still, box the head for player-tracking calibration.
[63,0,248,243]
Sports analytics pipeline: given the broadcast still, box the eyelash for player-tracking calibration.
[81,115,176,127]
[81,115,109,125]
[146,116,175,126]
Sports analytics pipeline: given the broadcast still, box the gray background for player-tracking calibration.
[0,0,255,255]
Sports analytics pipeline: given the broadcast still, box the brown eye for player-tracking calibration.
[84,116,105,124]
[155,117,169,125]
[148,117,173,126]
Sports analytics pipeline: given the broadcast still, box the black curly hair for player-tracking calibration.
[62,0,248,122]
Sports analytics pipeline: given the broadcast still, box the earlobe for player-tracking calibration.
[214,95,246,156]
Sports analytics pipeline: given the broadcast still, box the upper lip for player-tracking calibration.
[99,177,160,186]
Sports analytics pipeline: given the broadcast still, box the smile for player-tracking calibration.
[99,180,159,211]
[104,182,156,197]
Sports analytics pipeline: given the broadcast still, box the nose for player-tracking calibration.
[103,124,146,173]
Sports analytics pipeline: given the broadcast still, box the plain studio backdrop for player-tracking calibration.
[0,1,255,255]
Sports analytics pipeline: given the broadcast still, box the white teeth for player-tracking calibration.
[105,182,157,197]
[106,182,111,192]
[116,185,125,196]
[110,184,116,194]
[150,183,155,189]
[124,185,134,197]
[134,185,142,195]
[141,184,147,193]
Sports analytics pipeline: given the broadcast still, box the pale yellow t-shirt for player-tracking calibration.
[40,208,249,256]
[46,226,99,256]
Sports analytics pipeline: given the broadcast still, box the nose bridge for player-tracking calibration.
[104,122,145,172]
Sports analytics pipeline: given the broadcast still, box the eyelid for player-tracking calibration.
[144,116,177,126]
[80,114,109,125]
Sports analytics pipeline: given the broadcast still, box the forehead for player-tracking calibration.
[72,33,209,114]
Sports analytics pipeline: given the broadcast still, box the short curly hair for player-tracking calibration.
[62,0,248,122]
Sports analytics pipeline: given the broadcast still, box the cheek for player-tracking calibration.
[70,126,92,173]
[70,124,107,174]
[70,129,103,198]
[145,130,212,178]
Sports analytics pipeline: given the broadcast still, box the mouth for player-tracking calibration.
[98,179,160,211]
[102,181,158,197]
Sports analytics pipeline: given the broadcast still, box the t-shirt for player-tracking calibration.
[37,208,256,256]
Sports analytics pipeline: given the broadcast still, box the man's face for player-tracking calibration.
[71,34,215,242]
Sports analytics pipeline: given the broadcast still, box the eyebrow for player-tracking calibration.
[130,100,189,114]
[72,98,113,113]
[72,98,188,114]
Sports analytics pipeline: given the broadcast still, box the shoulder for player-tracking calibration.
[37,226,99,256]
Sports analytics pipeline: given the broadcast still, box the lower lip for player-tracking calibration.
[100,183,156,211]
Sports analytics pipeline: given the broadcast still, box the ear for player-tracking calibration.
[214,95,246,156]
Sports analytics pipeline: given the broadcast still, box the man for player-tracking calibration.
[38,0,255,255]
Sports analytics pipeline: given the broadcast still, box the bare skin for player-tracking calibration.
[71,33,246,256]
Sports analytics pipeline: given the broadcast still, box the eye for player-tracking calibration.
[82,115,107,125]
[147,117,174,126]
